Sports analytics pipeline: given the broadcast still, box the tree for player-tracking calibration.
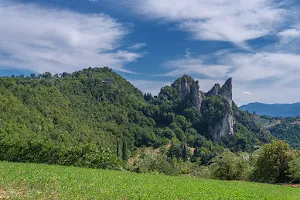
[42,72,52,79]
[182,143,189,161]
[288,155,300,183]
[162,128,175,139]
[30,73,36,79]
[251,140,295,183]
[122,139,128,161]
[116,139,121,157]
[211,151,249,180]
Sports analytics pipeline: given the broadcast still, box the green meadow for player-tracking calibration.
[0,162,299,199]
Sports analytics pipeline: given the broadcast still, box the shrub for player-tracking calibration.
[131,152,181,176]
[289,156,300,183]
[250,140,295,183]
[0,138,123,170]
[210,151,250,180]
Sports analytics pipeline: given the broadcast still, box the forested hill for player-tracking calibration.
[0,67,271,168]
[0,67,152,149]
[254,115,300,149]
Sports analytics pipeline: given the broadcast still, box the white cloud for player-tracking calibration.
[163,53,231,79]
[0,1,141,73]
[278,28,300,38]
[226,52,300,83]
[128,43,147,50]
[225,52,300,105]
[243,92,252,96]
[275,25,300,53]
[133,0,286,46]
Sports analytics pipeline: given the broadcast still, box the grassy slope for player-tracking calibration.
[0,162,299,199]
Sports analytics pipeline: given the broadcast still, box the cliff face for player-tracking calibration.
[180,75,202,112]
[175,75,234,140]
[207,78,234,140]
[207,83,221,97]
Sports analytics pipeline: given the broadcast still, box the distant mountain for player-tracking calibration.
[240,102,300,117]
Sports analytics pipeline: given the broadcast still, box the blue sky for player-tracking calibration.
[1,0,300,105]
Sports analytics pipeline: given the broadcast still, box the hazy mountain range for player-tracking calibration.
[240,102,300,117]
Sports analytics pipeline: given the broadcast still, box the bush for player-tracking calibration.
[210,151,250,180]
[130,154,180,176]
[0,138,123,170]
[289,156,300,183]
[250,140,295,183]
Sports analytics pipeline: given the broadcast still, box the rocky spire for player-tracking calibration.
[207,78,234,140]
[220,77,232,107]
[207,83,221,96]
[180,75,202,111]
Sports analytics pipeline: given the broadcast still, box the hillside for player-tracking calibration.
[1,162,299,199]
[0,67,270,169]
[254,115,300,149]
[240,102,300,117]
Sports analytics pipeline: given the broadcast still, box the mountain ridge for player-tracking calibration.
[240,102,300,117]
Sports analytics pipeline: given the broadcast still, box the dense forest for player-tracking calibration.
[0,67,272,170]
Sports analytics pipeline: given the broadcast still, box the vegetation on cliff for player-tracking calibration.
[0,67,274,174]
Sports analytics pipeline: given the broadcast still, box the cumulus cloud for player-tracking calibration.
[132,0,286,46]
[0,0,141,73]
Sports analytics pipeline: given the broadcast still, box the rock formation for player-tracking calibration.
[180,75,202,111]
[177,75,233,140]
[207,83,221,97]
[219,78,233,107]
[207,78,234,140]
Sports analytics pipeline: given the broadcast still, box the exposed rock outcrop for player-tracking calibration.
[207,83,221,97]
[219,77,233,107]
[208,78,234,140]
[180,75,202,111]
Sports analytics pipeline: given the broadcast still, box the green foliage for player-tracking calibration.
[0,67,158,168]
[223,123,262,152]
[130,153,180,176]
[201,96,229,126]
[289,155,300,183]
[251,140,295,183]
[167,141,191,161]
[234,108,271,144]
[0,67,273,173]
[269,122,300,149]
[0,138,122,169]
[210,151,250,180]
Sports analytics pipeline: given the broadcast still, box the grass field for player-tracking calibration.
[0,162,299,199]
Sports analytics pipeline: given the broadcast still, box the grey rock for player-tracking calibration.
[220,77,232,107]
[207,83,221,97]
[207,78,234,140]
[180,75,202,111]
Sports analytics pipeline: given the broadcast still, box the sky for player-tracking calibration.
[1,0,300,105]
